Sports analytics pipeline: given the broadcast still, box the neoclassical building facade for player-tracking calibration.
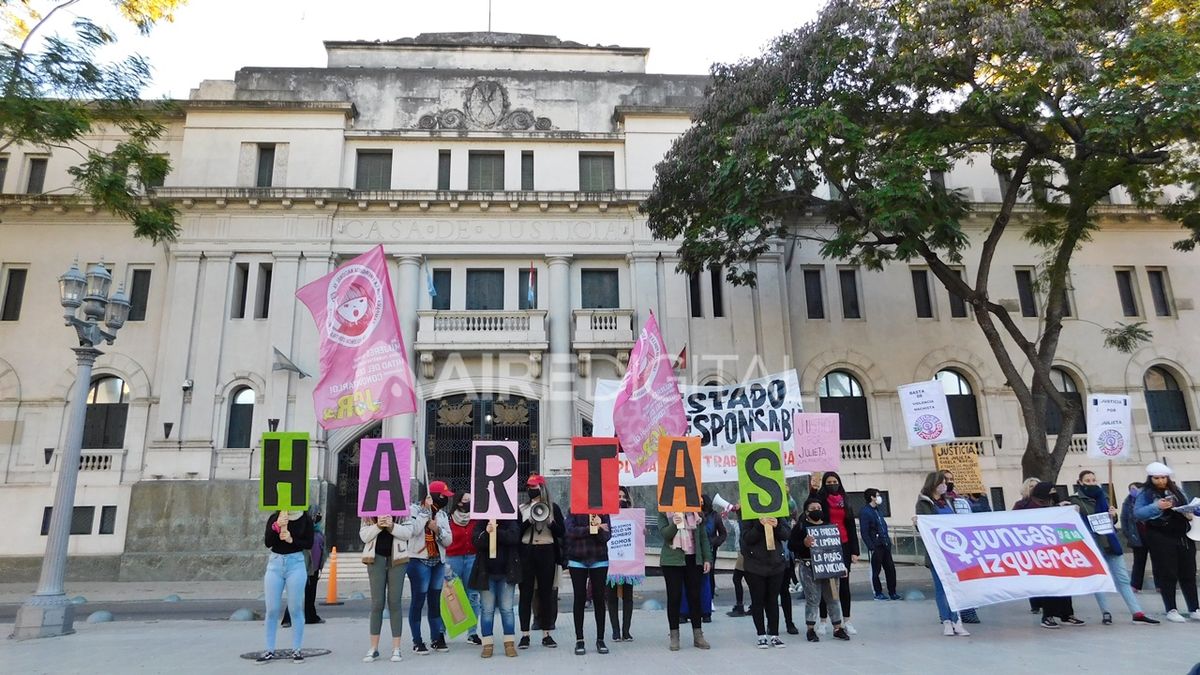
[0,32,1196,579]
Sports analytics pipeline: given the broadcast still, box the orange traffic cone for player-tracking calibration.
[322,546,344,606]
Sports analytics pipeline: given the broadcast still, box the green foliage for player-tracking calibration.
[0,1,180,242]
[1102,321,1154,354]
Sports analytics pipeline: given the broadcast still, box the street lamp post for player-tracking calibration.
[11,261,130,640]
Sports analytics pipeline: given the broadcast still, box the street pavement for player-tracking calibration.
[2,568,1197,674]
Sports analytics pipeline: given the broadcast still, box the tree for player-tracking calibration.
[0,0,187,242]
[643,0,1200,482]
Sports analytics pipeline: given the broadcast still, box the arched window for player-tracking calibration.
[936,369,981,437]
[819,370,871,440]
[1044,367,1086,436]
[226,387,255,448]
[83,376,129,449]
[1145,366,1191,432]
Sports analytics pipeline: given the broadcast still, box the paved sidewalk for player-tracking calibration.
[2,590,1195,674]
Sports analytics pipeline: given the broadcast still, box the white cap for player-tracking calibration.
[1146,461,1174,477]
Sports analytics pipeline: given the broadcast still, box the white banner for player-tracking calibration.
[917,507,1114,612]
[1086,395,1133,460]
[899,380,956,447]
[593,371,805,486]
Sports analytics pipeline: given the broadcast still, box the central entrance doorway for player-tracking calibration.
[425,393,539,495]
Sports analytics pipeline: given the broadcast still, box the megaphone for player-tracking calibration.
[711,493,732,513]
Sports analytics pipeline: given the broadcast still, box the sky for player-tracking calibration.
[76,0,824,98]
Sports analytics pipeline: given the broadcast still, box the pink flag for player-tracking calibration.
[613,313,687,477]
[296,245,417,429]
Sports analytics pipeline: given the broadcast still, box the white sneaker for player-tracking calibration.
[756,636,769,649]
[1189,612,1200,622]
[952,620,970,636]
[1166,609,1187,623]
[390,648,403,662]
[843,621,857,635]
[943,620,954,636]
[363,649,380,663]
[816,621,828,635]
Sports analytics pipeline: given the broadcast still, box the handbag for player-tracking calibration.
[440,576,477,639]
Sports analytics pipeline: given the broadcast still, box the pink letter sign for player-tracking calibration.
[470,440,519,520]
[793,413,841,473]
[358,438,412,517]
[606,508,646,582]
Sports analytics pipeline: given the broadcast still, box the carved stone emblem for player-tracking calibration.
[418,80,553,131]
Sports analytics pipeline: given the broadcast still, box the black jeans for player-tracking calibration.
[663,555,704,630]
[1039,595,1074,620]
[778,567,794,626]
[569,566,607,640]
[519,544,559,633]
[1145,529,1199,613]
[1130,544,1154,590]
[606,583,634,638]
[820,543,853,619]
[746,571,784,636]
[870,545,897,596]
[281,571,321,624]
[732,568,746,607]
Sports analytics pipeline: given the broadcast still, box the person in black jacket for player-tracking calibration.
[517,474,566,649]
[565,512,612,655]
[469,518,522,658]
[739,510,791,649]
[789,498,850,642]
[859,488,898,601]
[815,471,860,635]
[257,510,314,664]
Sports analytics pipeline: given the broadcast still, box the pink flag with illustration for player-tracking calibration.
[296,245,417,429]
[612,313,687,477]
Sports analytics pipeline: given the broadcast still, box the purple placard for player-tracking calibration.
[358,438,412,517]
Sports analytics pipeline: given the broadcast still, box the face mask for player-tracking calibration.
[825,483,840,492]
[456,503,470,513]
[874,496,884,506]
[432,495,449,509]
[946,482,955,494]
[807,509,825,522]
[527,488,541,500]
[1082,485,1103,498]
[1129,487,1139,497]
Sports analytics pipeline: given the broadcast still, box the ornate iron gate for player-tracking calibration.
[425,394,539,495]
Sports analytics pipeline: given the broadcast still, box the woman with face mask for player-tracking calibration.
[790,498,850,642]
[517,473,566,649]
[406,480,454,654]
[1120,482,1156,592]
[1016,481,1085,629]
[1133,462,1198,622]
[814,471,860,635]
[360,511,414,663]
[445,493,482,646]
[256,510,315,663]
[914,470,969,637]
[1069,471,1159,626]
[606,487,641,642]
[859,488,898,601]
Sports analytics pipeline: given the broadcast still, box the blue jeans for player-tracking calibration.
[1095,552,1143,615]
[408,559,446,644]
[479,576,516,638]
[264,552,307,652]
[446,555,481,637]
[931,568,958,623]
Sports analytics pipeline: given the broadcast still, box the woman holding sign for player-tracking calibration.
[739,510,790,648]
[469,518,522,657]
[1133,463,1198,623]
[789,497,850,642]
[607,487,640,642]
[659,509,713,651]
[914,471,969,637]
[360,513,414,662]
[257,510,314,664]
[815,472,860,635]
[517,474,566,649]
[565,511,612,655]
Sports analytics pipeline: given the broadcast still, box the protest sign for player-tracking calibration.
[657,436,702,513]
[1087,395,1132,460]
[358,438,412,517]
[295,245,417,430]
[470,441,519,520]
[736,441,789,519]
[933,443,985,495]
[810,524,847,580]
[613,313,687,477]
[595,371,806,485]
[916,507,1115,611]
[793,412,841,474]
[899,380,956,447]
[260,432,309,511]
[571,437,620,515]
[606,508,646,582]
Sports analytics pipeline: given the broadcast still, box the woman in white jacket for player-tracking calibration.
[406,480,455,654]
[360,514,414,663]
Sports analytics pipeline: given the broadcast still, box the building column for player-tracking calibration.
[152,252,202,457]
[544,254,574,472]
[392,255,423,444]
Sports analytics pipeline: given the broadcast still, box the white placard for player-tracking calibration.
[1086,395,1132,460]
[898,380,957,447]
[1087,512,1115,535]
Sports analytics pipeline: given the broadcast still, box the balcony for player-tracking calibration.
[1049,434,1089,454]
[1151,431,1200,453]
[414,310,548,378]
[572,309,635,377]
[840,439,885,460]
